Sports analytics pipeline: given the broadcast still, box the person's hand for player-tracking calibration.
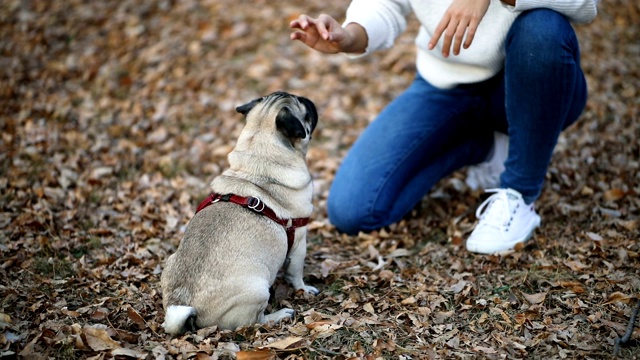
[428,0,491,57]
[290,14,366,54]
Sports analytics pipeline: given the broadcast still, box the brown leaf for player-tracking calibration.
[603,292,632,305]
[18,337,40,359]
[261,336,304,350]
[90,310,109,321]
[401,296,417,305]
[564,260,590,272]
[62,308,81,318]
[320,259,341,278]
[603,188,625,201]
[473,346,498,354]
[363,302,375,315]
[0,313,11,324]
[445,335,460,348]
[83,326,121,351]
[449,280,467,294]
[127,306,146,329]
[236,350,277,360]
[522,292,547,305]
[195,352,215,360]
[111,347,147,359]
[89,228,113,236]
[374,338,397,352]
[513,241,526,251]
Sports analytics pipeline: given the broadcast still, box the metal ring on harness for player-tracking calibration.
[247,196,265,212]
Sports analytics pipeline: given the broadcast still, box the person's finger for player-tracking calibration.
[290,31,306,42]
[290,21,304,31]
[315,19,331,41]
[441,19,458,58]
[429,14,449,50]
[294,14,316,31]
[463,18,479,49]
[290,17,302,29]
[452,19,468,55]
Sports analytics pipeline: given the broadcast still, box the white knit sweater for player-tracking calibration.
[344,0,598,89]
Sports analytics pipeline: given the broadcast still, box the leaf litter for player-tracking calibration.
[0,0,638,359]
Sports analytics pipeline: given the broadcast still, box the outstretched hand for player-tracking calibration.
[290,14,366,54]
[428,0,491,57]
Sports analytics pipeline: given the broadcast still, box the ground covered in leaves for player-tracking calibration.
[1,0,639,359]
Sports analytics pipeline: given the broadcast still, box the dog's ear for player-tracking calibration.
[236,97,263,116]
[297,96,318,133]
[276,107,306,140]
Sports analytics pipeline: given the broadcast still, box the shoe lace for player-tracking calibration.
[475,189,514,232]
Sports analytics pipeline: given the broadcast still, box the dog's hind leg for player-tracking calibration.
[217,280,293,329]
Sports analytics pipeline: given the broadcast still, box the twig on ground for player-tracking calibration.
[613,299,640,357]
[311,346,341,356]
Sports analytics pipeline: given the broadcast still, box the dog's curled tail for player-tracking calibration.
[163,305,197,335]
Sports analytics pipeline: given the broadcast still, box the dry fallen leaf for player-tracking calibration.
[126,306,146,329]
[401,296,417,305]
[522,292,547,305]
[261,336,304,350]
[473,346,498,354]
[111,347,148,359]
[363,303,376,315]
[564,260,590,272]
[603,292,632,305]
[320,259,341,278]
[83,327,121,351]
[236,350,277,360]
[603,188,625,201]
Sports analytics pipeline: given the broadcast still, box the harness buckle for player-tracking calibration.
[212,193,231,204]
[247,196,265,212]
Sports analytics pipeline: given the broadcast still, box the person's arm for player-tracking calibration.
[290,1,411,56]
[343,0,411,55]
[501,0,598,23]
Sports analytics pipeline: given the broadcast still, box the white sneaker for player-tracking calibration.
[465,132,509,191]
[466,188,541,254]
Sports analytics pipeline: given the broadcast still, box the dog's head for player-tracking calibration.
[235,91,318,153]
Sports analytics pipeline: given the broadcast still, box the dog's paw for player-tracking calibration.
[264,308,295,325]
[300,285,319,295]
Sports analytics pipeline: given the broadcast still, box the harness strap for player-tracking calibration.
[195,193,309,256]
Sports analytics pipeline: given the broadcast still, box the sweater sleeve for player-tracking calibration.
[343,0,412,55]
[503,0,598,23]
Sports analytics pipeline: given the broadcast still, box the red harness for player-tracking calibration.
[195,193,309,256]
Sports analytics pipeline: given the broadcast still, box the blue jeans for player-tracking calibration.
[327,9,588,235]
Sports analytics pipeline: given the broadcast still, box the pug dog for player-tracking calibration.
[161,91,319,335]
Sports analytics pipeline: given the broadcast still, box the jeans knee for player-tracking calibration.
[508,9,577,58]
[327,194,367,235]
